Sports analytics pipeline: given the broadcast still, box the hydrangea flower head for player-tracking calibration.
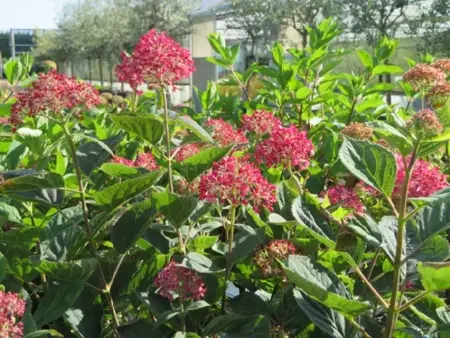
[254,240,296,277]
[171,143,201,162]
[325,185,364,214]
[112,152,159,171]
[0,291,25,338]
[10,70,100,129]
[394,155,449,198]
[427,81,450,108]
[403,64,446,91]
[407,109,443,137]
[341,123,373,140]
[241,110,281,135]
[154,261,206,301]
[432,59,450,74]
[199,156,276,212]
[255,125,314,170]
[116,29,195,89]
[205,119,247,146]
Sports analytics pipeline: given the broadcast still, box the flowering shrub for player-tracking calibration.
[1,19,450,338]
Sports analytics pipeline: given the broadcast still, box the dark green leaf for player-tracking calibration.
[186,300,210,312]
[151,190,198,227]
[0,253,7,282]
[24,330,63,338]
[181,252,223,274]
[94,170,163,209]
[0,202,22,223]
[339,138,397,197]
[110,115,164,144]
[99,163,139,178]
[32,258,97,281]
[231,225,265,262]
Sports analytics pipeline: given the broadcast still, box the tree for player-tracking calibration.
[226,0,284,68]
[421,0,450,57]
[283,0,345,48]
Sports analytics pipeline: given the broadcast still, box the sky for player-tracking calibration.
[0,0,64,31]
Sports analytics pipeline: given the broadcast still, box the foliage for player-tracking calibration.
[2,18,450,338]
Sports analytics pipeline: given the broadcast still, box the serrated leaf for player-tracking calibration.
[94,170,163,209]
[110,115,164,144]
[282,255,371,316]
[339,138,397,197]
[151,190,198,227]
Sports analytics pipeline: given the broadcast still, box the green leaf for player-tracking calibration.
[94,170,163,210]
[129,253,167,291]
[231,225,265,262]
[357,50,373,69]
[412,202,450,244]
[372,64,403,76]
[24,330,63,338]
[151,190,198,227]
[272,41,284,68]
[186,300,210,312]
[291,197,335,248]
[370,121,413,155]
[189,235,218,251]
[99,163,139,178]
[282,255,371,316]
[0,227,41,249]
[175,116,215,144]
[34,280,86,327]
[173,333,201,338]
[181,252,223,274]
[111,200,157,253]
[0,253,7,282]
[339,138,397,197]
[346,214,382,248]
[355,97,384,113]
[4,59,23,85]
[0,202,22,223]
[118,321,163,338]
[173,146,231,182]
[418,262,450,292]
[110,115,164,144]
[1,170,64,205]
[293,290,350,338]
[55,152,67,176]
[32,258,97,281]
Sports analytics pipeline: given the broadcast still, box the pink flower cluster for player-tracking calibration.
[10,70,100,129]
[154,261,206,301]
[427,81,450,107]
[116,29,195,89]
[199,156,276,212]
[171,143,201,162]
[0,291,25,338]
[326,186,364,213]
[394,155,449,198]
[403,64,446,91]
[112,152,159,171]
[407,109,443,136]
[205,119,247,146]
[255,125,314,170]
[432,59,450,74]
[254,240,296,277]
[241,110,281,135]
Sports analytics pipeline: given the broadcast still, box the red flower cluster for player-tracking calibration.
[255,125,314,170]
[10,70,100,128]
[171,143,201,162]
[407,109,443,137]
[205,119,247,146]
[199,156,276,212]
[394,155,449,198]
[0,291,25,338]
[254,240,296,277]
[154,261,206,301]
[403,64,446,91]
[326,185,364,213]
[112,152,159,171]
[116,29,195,89]
[241,110,281,135]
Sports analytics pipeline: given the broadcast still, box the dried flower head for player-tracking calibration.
[341,123,373,140]
[112,152,159,171]
[254,240,296,277]
[427,81,450,108]
[432,59,450,74]
[205,119,248,146]
[10,70,100,129]
[241,110,281,135]
[171,143,201,162]
[116,29,195,89]
[255,125,314,170]
[407,109,443,137]
[394,155,449,198]
[325,185,365,214]
[154,261,206,301]
[0,291,25,338]
[199,156,276,212]
[403,64,446,91]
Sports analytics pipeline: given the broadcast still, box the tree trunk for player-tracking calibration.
[70,61,75,78]
[109,60,114,90]
[98,56,104,87]
[301,30,308,49]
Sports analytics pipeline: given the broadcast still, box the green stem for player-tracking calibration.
[62,123,120,329]
[397,291,429,313]
[221,205,236,313]
[349,318,372,338]
[179,300,186,332]
[384,151,418,338]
